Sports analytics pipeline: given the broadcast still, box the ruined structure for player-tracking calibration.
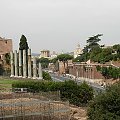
[0,91,70,120]
[0,37,12,61]
[10,49,42,79]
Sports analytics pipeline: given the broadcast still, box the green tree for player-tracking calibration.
[37,57,50,69]
[19,35,29,75]
[57,54,73,73]
[42,71,52,80]
[19,35,29,50]
[88,82,120,120]
[4,53,10,65]
[87,34,103,51]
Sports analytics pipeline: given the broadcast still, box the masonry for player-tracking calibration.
[0,37,12,60]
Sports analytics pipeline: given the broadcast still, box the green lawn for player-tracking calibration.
[0,79,17,84]
[0,78,19,91]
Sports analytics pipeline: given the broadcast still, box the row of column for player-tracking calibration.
[10,49,43,79]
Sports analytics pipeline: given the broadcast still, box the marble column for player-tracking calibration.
[38,62,43,79]
[14,50,18,77]
[10,51,14,77]
[28,49,32,78]
[23,50,27,78]
[33,57,37,79]
[19,50,22,77]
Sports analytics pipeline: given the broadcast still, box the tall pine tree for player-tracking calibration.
[19,35,29,76]
[19,35,29,50]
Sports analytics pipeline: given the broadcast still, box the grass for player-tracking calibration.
[0,77,19,91]
[0,79,17,84]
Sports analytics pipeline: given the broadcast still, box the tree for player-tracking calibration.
[57,54,73,73]
[19,35,29,75]
[37,57,50,69]
[19,35,29,50]
[87,82,120,120]
[86,34,103,52]
[4,53,10,65]
[42,71,52,80]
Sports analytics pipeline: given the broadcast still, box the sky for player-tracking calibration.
[0,0,120,53]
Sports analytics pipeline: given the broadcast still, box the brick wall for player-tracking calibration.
[0,38,12,55]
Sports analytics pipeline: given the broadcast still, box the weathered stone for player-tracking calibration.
[23,50,27,78]
[10,51,14,77]
[14,50,18,77]
[33,57,37,79]
[18,50,22,77]
[38,62,43,79]
[28,49,32,78]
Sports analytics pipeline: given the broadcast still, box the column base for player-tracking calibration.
[14,76,19,78]
[10,75,14,77]
[28,76,32,79]
[32,77,37,79]
[38,77,43,80]
[23,76,27,78]
[18,76,22,78]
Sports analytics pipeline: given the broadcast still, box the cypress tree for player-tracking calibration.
[19,35,29,76]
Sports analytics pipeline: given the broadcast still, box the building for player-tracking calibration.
[74,44,83,58]
[0,37,12,61]
[40,50,50,58]
[50,51,57,59]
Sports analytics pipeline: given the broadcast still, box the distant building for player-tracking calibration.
[74,44,83,58]
[50,51,57,59]
[0,37,12,61]
[40,50,50,58]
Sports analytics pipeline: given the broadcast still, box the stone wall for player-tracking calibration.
[0,37,12,60]
[68,63,105,79]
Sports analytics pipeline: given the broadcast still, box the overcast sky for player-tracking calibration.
[0,0,120,53]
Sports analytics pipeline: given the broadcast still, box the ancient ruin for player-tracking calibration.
[10,49,42,79]
[0,91,70,120]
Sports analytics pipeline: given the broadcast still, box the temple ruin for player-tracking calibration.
[10,49,42,79]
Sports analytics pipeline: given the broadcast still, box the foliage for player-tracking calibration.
[73,33,119,63]
[42,71,52,80]
[97,66,120,79]
[50,57,58,64]
[57,54,73,72]
[87,82,120,120]
[0,64,4,75]
[12,80,94,106]
[86,34,103,52]
[19,35,29,50]
[37,57,50,68]
[73,43,120,63]
[57,54,73,62]
[4,53,10,65]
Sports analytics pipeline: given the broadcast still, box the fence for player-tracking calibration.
[0,91,70,120]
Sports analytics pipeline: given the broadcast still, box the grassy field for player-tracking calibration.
[0,77,37,91]
[0,77,19,91]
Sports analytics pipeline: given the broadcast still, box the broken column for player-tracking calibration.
[19,50,22,77]
[10,51,14,77]
[33,57,37,79]
[14,50,18,77]
[28,49,32,78]
[23,50,27,78]
[38,62,43,79]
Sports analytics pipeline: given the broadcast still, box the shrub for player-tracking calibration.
[12,80,94,106]
[87,82,120,120]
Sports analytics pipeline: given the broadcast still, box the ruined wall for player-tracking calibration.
[68,63,105,79]
[0,37,12,55]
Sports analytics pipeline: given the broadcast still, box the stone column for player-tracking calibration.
[23,50,27,78]
[10,51,14,77]
[28,49,32,78]
[33,57,37,79]
[14,50,18,77]
[19,50,22,77]
[38,62,43,79]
